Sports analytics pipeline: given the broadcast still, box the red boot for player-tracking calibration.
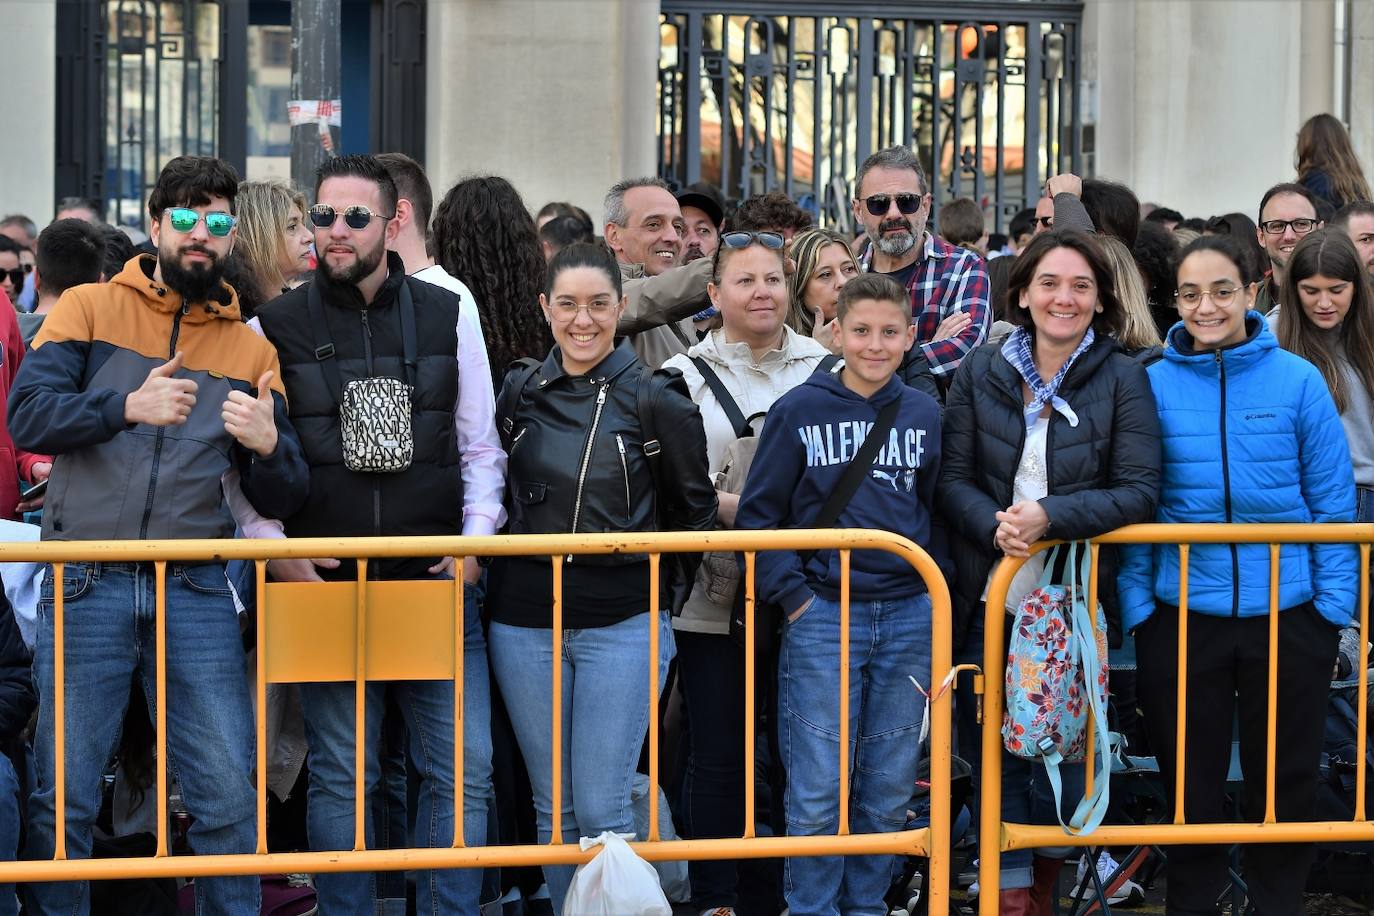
[997,887,1032,915]
[1027,856,1064,915]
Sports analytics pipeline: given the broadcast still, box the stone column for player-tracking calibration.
[425,0,659,226]
[0,0,56,221]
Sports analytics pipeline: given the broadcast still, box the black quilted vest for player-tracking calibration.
[256,253,463,579]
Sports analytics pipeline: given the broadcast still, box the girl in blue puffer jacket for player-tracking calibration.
[1117,233,1358,915]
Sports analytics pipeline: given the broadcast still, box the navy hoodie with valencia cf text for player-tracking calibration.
[735,364,942,615]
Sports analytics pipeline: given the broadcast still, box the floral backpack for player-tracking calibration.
[1002,541,1113,833]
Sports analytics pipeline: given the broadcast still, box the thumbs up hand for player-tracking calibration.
[124,352,199,426]
[222,370,279,457]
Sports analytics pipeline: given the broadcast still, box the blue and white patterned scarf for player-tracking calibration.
[1001,326,1095,429]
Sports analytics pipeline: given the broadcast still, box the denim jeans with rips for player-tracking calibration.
[25,562,260,916]
[779,592,932,916]
[300,582,493,916]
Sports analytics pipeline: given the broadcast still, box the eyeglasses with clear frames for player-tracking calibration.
[1174,286,1242,309]
[549,300,618,320]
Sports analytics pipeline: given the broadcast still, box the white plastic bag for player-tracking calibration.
[563,831,671,916]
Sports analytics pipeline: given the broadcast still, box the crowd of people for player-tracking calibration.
[0,107,1369,916]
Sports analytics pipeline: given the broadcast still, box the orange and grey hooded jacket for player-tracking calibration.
[6,255,308,541]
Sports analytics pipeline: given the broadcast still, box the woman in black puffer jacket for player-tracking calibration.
[939,230,1161,912]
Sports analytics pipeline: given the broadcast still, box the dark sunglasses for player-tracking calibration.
[167,207,236,237]
[2,268,23,290]
[861,193,923,216]
[309,204,393,230]
[719,230,785,250]
[1033,216,1054,229]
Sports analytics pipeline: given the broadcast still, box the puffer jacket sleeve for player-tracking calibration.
[898,342,943,405]
[1295,368,1359,625]
[1038,357,1162,537]
[937,352,1003,547]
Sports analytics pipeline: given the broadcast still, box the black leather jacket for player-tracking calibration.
[498,341,717,565]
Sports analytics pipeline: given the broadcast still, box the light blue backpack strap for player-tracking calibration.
[1042,542,1113,835]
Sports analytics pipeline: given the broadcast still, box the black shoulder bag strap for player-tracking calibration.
[819,353,841,373]
[689,356,749,438]
[636,366,664,515]
[307,278,419,398]
[497,357,543,450]
[397,279,418,389]
[798,396,901,563]
[307,281,343,402]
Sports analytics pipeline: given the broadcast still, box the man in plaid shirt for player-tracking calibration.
[853,146,990,381]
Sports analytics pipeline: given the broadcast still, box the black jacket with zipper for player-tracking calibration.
[492,340,716,626]
[938,335,1162,650]
[255,252,463,580]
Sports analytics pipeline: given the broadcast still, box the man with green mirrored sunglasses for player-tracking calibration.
[9,155,309,916]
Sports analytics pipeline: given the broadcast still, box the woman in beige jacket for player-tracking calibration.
[662,230,832,916]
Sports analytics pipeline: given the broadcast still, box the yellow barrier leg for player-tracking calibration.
[647,554,661,842]
[1359,543,1370,822]
[551,557,564,846]
[355,558,369,851]
[1265,544,1280,824]
[743,552,757,840]
[155,561,168,857]
[838,549,851,837]
[255,560,268,855]
[1174,545,1190,825]
[53,561,66,861]
[453,558,466,848]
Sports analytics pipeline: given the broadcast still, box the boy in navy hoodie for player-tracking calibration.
[736,273,941,916]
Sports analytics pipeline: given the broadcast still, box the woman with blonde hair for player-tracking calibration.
[785,227,859,346]
[1296,113,1373,214]
[1098,235,1163,355]
[232,179,313,315]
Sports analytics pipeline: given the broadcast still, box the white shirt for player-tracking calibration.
[982,416,1050,610]
[226,266,507,539]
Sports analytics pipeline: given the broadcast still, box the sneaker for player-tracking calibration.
[958,858,979,889]
[1077,851,1146,906]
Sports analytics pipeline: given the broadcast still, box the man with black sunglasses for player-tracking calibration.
[9,155,309,916]
[253,153,501,916]
[851,146,990,383]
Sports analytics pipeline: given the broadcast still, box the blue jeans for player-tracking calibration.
[779,592,932,916]
[489,612,674,916]
[301,583,492,916]
[26,562,259,916]
[997,753,1087,887]
[0,752,19,916]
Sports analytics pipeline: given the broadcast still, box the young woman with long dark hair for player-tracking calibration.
[1275,228,1374,521]
[432,176,554,387]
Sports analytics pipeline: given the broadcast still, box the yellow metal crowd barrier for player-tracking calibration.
[0,530,956,911]
[977,523,1374,914]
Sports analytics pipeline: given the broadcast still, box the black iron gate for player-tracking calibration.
[657,0,1083,233]
[55,0,246,231]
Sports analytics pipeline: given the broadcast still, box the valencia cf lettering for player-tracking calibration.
[797,422,927,469]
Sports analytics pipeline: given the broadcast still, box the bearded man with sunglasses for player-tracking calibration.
[852,146,990,383]
[8,155,309,916]
[252,153,502,916]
